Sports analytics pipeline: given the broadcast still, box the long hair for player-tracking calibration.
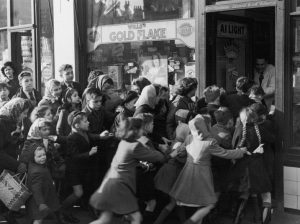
[116,118,143,141]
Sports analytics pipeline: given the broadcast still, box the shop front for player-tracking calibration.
[0,0,54,94]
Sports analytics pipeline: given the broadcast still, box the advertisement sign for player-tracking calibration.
[217,21,247,39]
[87,18,195,52]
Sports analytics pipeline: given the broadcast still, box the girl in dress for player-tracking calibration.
[90,118,177,224]
[231,107,275,224]
[169,115,248,224]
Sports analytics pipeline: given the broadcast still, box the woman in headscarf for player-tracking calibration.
[1,61,20,97]
[0,98,31,224]
[134,84,170,139]
[166,77,198,140]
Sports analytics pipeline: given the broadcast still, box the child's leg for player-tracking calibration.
[154,197,176,224]
[261,192,272,223]
[33,220,42,224]
[89,211,113,224]
[185,204,215,224]
[61,184,83,209]
[128,211,142,224]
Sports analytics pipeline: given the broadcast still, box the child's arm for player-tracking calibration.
[209,139,247,159]
[56,109,67,137]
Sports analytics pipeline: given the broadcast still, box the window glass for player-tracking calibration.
[0,30,8,70]
[292,18,300,146]
[40,0,54,95]
[0,0,7,28]
[12,0,32,26]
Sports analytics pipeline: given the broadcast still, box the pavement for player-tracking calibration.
[0,206,299,224]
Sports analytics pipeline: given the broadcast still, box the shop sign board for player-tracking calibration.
[87,19,195,52]
[217,21,247,39]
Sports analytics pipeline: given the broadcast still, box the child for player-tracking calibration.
[19,118,65,179]
[249,85,267,107]
[82,87,107,135]
[59,64,82,97]
[89,118,176,224]
[14,71,42,106]
[169,115,248,224]
[231,107,275,224]
[56,88,81,136]
[38,79,63,118]
[111,90,139,133]
[153,110,192,224]
[0,82,10,107]
[30,105,53,123]
[199,85,221,125]
[61,111,100,223]
[27,146,65,224]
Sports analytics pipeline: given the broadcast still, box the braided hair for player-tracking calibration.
[238,107,261,148]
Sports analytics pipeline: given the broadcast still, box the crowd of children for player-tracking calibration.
[0,61,276,224]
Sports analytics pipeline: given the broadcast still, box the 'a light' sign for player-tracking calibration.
[217,21,247,39]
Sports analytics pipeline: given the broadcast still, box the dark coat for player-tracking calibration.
[82,105,106,134]
[26,162,60,220]
[56,108,72,137]
[166,95,195,139]
[0,116,20,173]
[221,93,255,119]
[61,81,82,97]
[7,79,20,98]
[13,88,42,107]
[230,123,275,193]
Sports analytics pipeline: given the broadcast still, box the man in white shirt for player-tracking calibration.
[254,57,275,110]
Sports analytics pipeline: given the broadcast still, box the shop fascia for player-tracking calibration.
[87,18,195,52]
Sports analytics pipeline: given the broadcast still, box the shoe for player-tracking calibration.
[3,211,19,224]
[262,207,272,224]
[63,213,80,223]
[233,199,248,224]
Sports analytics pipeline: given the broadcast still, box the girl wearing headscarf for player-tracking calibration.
[20,118,65,180]
[38,79,63,118]
[169,115,248,224]
[0,98,31,224]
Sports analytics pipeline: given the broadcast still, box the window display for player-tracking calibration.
[86,0,195,90]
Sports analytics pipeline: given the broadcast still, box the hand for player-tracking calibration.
[253,144,264,154]
[100,130,113,139]
[54,143,60,149]
[159,144,170,154]
[162,137,172,146]
[89,146,98,156]
[48,135,58,142]
[239,147,251,156]
[17,163,27,174]
[169,148,179,158]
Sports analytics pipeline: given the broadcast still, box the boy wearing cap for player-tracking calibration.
[14,71,42,106]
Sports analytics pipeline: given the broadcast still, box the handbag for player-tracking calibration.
[0,170,31,211]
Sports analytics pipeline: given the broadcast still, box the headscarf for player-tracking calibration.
[27,118,49,140]
[188,114,211,140]
[175,109,191,123]
[175,122,190,142]
[0,97,31,121]
[43,79,61,102]
[87,70,103,84]
[134,84,157,109]
[97,74,113,91]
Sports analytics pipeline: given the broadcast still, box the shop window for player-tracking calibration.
[292,18,300,146]
[12,0,32,26]
[39,0,54,94]
[0,30,8,68]
[87,0,194,26]
[0,0,7,28]
[86,0,195,92]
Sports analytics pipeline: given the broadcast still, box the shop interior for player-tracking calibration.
[206,7,275,92]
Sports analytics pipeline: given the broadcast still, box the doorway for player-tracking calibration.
[206,7,275,92]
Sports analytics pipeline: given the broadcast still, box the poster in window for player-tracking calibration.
[141,53,168,86]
